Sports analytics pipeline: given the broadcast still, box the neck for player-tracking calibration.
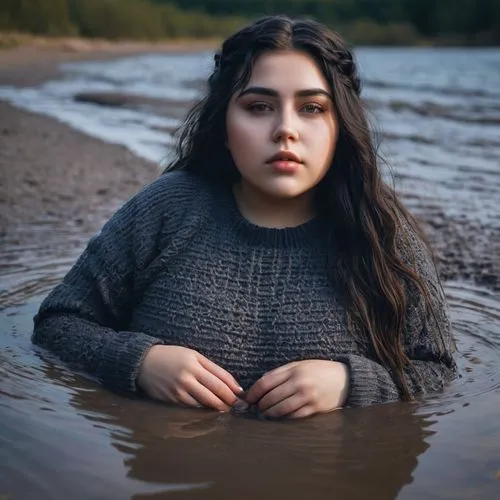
[233,182,316,228]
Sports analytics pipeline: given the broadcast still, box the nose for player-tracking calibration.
[272,109,299,143]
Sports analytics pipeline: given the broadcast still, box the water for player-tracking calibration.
[1,288,499,499]
[0,52,209,163]
[1,48,499,499]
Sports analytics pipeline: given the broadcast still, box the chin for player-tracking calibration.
[263,179,311,198]
[263,186,309,200]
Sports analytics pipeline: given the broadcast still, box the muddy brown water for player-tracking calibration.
[1,48,500,499]
[1,282,499,500]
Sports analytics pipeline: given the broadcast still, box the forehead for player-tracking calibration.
[245,50,329,93]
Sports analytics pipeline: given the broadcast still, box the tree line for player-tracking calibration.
[157,0,500,44]
[0,0,499,45]
[0,0,244,40]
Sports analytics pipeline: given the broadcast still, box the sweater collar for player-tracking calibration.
[216,183,326,249]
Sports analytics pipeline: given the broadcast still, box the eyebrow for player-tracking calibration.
[238,86,332,100]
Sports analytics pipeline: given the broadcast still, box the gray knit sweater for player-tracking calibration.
[32,171,456,406]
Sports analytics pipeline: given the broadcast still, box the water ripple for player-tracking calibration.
[0,278,499,499]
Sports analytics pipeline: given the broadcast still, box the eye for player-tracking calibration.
[301,103,325,114]
[247,102,273,113]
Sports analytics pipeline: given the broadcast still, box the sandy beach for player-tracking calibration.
[0,42,189,257]
[0,98,158,233]
[0,35,219,86]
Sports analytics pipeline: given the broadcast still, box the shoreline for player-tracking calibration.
[0,99,159,237]
[0,43,187,266]
[1,30,498,51]
[1,47,498,298]
[0,98,161,309]
[0,36,218,87]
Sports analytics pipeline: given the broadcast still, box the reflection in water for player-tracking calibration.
[68,386,432,500]
[0,289,499,499]
[0,321,430,499]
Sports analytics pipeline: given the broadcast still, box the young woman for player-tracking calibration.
[32,15,457,419]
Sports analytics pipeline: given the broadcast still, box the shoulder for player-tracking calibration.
[134,170,211,209]
[130,170,215,225]
[395,209,453,347]
[101,170,215,249]
[105,171,216,272]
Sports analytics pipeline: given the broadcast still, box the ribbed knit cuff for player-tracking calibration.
[100,332,164,394]
[339,354,400,407]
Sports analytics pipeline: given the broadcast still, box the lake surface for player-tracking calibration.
[1,47,499,499]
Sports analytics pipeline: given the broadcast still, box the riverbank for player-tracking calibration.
[0,40,190,265]
[0,34,219,86]
[0,45,498,303]
[0,99,159,232]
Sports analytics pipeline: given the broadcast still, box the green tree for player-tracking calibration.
[0,0,498,44]
[0,0,76,35]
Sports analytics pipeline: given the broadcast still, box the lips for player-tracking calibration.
[266,150,302,164]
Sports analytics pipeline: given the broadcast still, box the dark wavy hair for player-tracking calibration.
[164,15,441,400]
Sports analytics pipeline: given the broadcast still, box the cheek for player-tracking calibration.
[227,113,266,155]
[309,117,336,140]
[308,121,338,160]
[226,114,249,172]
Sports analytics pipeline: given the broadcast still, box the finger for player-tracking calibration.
[176,390,204,409]
[197,368,239,407]
[198,355,243,394]
[287,405,315,420]
[188,380,231,412]
[245,369,291,404]
[262,394,308,419]
[257,383,296,413]
[264,361,301,377]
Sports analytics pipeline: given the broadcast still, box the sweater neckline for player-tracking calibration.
[217,183,325,248]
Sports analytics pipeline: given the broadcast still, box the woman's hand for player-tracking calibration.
[245,360,350,419]
[137,345,243,412]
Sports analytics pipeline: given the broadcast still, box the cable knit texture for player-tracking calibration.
[32,171,456,406]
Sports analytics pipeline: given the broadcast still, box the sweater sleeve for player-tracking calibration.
[32,172,198,394]
[342,218,457,407]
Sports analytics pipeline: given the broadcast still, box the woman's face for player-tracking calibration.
[226,50,338,202]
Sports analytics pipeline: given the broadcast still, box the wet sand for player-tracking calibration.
[0,100,159,248]
[0,37,218,87]
[0,44,169,257]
